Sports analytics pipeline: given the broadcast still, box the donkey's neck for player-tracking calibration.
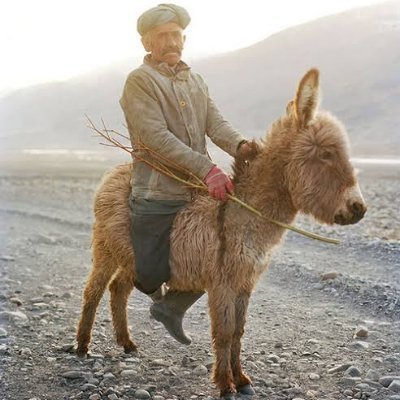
[229,145,297,244]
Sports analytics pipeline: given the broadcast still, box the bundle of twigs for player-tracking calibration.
[86,115,340,245]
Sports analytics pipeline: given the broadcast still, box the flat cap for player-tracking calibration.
[137,3,191,36]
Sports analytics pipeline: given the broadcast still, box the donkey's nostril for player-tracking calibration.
[350,201,366,219]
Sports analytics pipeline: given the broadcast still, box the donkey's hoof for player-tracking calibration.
[123,341,138,354]
[238,383,255,395]
[221,393,235,400]
[75,346,88,358]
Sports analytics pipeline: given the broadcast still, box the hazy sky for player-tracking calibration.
[0,0,386,95]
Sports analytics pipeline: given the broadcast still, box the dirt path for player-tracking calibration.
[0,170,399,400]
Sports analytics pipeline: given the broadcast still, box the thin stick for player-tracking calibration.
[227,195,340,244]
[86,116,340,245]
[136,140,206,187]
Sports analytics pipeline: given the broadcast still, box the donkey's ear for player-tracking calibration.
[294,68,320,126]
[286,100,295,116]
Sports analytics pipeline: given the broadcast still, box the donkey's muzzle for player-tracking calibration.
[334,201,367,225]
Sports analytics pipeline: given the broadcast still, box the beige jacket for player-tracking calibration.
[120,55,246,200]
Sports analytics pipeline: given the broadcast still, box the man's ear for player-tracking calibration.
[141,34,152,52]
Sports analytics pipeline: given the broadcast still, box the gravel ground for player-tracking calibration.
[0,161,399,400]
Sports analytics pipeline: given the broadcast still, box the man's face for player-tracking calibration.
[142,22,185,66]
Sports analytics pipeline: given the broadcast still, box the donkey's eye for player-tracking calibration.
[320,151,334,161]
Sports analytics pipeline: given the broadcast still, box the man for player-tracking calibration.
[120,3,251,345]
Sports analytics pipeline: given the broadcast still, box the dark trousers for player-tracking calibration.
[129,196,187,295]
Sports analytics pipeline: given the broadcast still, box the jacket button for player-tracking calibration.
[180,100,186,107]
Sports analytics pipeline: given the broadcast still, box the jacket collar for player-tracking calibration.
[144,54,190,80]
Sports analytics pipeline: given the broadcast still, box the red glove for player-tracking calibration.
[204,166,234,201]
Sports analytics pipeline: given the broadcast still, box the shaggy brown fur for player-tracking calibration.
[76,69,367,398]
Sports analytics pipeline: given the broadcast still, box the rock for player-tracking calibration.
[89,395,101,400]
[108,394,119,400]
[80,383,97,391]
[181,355,190,366]
[9,297,23,306]
[37,234,57,244]
[313,283,325,290]
[350,341,369,350]
[103,372,116,380]
[355,383,372,391]
[0,255,15,261]
[340,377,361,387]
[0,327,7,338]
[321,271,340,280]
[344,366,362,377]
[19,347,32,356]
[153,396,165,400]
[365,368,380,381]
[266,354,280,363]
[379,376,400,388]
[0,310,28,322]
[120,369,137,377]
[151,359,171,367]
[134,389,151,399]
[306,390,318,397]
[362,379,382,389]
[354,326,369,339]
[144,385,156,393]
[30,296,45,303]
[60,343,76,353]
[385,354,400,363]
[125,357,140,363]
[88,353,104,359]
[31,302,49,309]
[103,387,118,396]
[389,396,400,400]
[0,344,9,355]
[193,365,208,376]
[61,370,84,379]
[88,378,100,385]
[328,363,353,374]
[389,380,400,393]
[309,373,320,381]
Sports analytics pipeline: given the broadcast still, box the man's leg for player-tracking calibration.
[150,290,204,344]
[131,212,175,295]
[130,197,204,344]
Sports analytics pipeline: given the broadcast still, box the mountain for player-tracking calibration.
[1,1,399,156]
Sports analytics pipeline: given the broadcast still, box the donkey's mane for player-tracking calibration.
[231,140,262,185]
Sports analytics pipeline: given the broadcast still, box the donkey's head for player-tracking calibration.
[280,69,367,225]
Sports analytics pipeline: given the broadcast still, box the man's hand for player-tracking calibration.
[204,166,234,201]
[237,140,253,158]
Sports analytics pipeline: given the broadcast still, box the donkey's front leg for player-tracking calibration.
[208,289,236,399]
[231,292,255,396]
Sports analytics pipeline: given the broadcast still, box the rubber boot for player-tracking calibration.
[150,291,204,345]
[148,284,168,303]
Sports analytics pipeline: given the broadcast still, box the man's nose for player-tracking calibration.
[167,35,178,47]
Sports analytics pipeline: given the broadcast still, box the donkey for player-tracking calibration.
[76,69,367,399]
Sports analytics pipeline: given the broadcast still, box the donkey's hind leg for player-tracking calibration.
[109,266,137,353]
[76,242,117,357]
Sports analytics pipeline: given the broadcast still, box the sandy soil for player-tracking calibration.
[0,159,399,400]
